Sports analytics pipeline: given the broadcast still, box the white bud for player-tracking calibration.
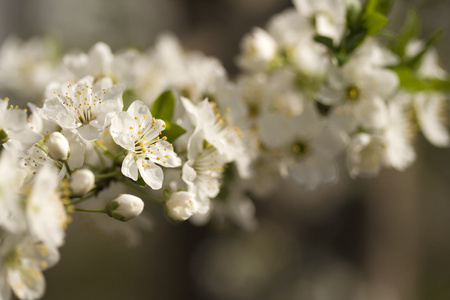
[106,194,144,222]
[165,191,197,221]
[69,169,95,196]
[47,132,70,160]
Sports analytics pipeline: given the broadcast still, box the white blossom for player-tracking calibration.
[25,166,67,250]
[182,128,228,214]
[39,76,124,141]
[237,27,278,72]
[0,150,26,234]
[0,233,59,300]
[0,98,42,152]
[110,100,181,189]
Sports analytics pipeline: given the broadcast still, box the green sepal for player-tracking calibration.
[105,200,120,217]
[135,175,147,188]
[162,189,171,201]
[0,129,8,145]
[111,213,126,222]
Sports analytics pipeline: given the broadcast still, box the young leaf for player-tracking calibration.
[393,67,450,91]
[163,123,187,142]
[395,9,420,57]
[364,12,389,35]
[151,90,176,122]
[314,35,336,51]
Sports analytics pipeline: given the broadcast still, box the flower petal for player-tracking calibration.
[121,153,138,181]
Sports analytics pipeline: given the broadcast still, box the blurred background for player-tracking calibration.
[1,0,450,299]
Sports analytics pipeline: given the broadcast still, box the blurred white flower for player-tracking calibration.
[0,150,26,234]
[26,166,67,250]
[293,0,346,44]
[237,27,278,72]
[63,42,114,79]
[414,92,449,147]
[0,233,60,300]
[346,133,385,178]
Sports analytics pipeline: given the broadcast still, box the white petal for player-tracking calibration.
[121,153,138,181]
[76,124,101,141]
[7,267,45,300]
[127,100,152,118]
[110,112,136,150]
[182,161,197,184]
[138,161,164,190]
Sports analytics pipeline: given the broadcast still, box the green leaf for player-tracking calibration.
[163,123,186,143]
[395,9,420,57]
[344,28,367,53]
[364,0,378,15]
[151,90,176,122]
[314,35,335,51]
[363,0,392,15]
[393,67,450,91]
[122,89,138,111]
[364,12,389,35]
[376,0,394,15]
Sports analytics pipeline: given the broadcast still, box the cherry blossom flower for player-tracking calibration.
[110,100,181,189]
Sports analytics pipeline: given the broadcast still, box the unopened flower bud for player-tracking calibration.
[69,169,95,196]
[165,191,197,221]
[105,194,144,222]
[47,132,70,160]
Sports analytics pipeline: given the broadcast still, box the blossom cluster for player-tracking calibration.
[0,0,449,299]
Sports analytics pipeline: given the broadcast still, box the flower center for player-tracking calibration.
[346,86,359,102]
[55,83,107,125]
[4,247,21,268]
[292,141,309,157]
